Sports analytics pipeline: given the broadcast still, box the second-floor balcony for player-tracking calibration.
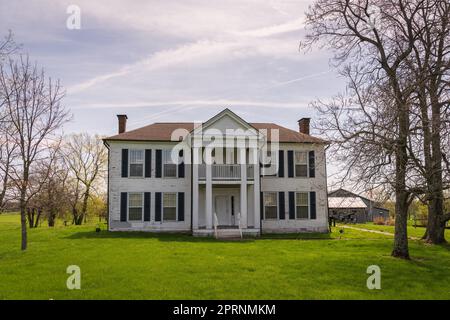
[198,164,255,181]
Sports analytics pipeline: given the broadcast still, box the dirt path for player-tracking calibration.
[339,225,421,240]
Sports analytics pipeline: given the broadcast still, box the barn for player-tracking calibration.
[328,188,390,223]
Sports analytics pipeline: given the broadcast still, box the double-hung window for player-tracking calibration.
[264,192,278,219]
[163,193,177,221]
[129,150,144,177]
[128,193,143,221]
[296,192,309,219]
[163,150,177,178]
[295,151,308,177]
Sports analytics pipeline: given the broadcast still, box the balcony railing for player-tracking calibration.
[198,164,255,180]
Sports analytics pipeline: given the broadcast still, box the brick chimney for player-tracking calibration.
[117,114,128,134]
[298,118,310,135]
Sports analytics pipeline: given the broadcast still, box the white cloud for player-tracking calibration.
[72,99,311,110]
[235,18,305,37]
[68,15,310,94]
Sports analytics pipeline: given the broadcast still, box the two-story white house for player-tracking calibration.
[103,109,329,237]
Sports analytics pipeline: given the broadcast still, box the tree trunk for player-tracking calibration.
[391,104,410,259]
[34,208,42,228]
[20,190,27,251]
[80,188,90,225]
[392,189,409,259]
[27,207,33,228]
[72,206,83,225]
[424,92,446,243]
[48,211,56,227]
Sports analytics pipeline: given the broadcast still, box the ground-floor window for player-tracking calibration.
[296,192,309,219]
[264,192,278,219]
[163,193,177,221]
[128,192,143,221]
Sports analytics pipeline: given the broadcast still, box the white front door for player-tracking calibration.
[215,195,232,226]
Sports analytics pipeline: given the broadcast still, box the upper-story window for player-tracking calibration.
[295,151,308,177]
[163,149,177,178]
[296,192,309,219]
[129,150,144,177]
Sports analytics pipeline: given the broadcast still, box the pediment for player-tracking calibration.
[194,108,258,136]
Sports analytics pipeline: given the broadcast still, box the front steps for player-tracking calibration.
[192,227,260,238]
[215,227,242,240]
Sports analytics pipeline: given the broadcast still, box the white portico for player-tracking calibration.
[191,109,263,236]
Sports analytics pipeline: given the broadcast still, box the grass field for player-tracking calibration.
[351,222,450,239]
[0,214,449,300]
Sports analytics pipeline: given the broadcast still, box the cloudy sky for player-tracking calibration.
[0,0,345,136]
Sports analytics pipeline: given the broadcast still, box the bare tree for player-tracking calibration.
[0,56,70,250]
[0,121,17,212]
[405,1,450,243]
[33,147,71,227]
[302,0,431,259]
[0,30,19,61]
[62,133,107,225]
[0,31,19,212]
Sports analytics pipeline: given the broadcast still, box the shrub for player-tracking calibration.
[385,218,395,226]
[373,216,385,225]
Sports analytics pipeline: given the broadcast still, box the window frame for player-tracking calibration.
[163,149,178,178]
[162,192,177,222]
[295,192,310,220]
[128,149,145,178]
[128,192,144,222]
[263,192,278,220]
[294,151,309,178]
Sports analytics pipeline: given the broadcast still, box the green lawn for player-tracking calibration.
[350,222,450,239]
[0,214,449,300]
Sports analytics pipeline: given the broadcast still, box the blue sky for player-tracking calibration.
[0,0,346,136]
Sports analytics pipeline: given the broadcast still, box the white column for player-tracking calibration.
[253,147,260,230]
[239,146,248,228]
[205,158,213,229]
[192,147,199,230]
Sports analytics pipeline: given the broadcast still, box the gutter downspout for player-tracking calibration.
[324,144,331,233]
[103,140,110,231]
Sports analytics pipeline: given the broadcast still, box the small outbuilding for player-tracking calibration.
[328,188,390,223]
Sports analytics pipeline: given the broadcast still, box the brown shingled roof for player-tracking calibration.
[104,122,327,144]
[250,123,326,144]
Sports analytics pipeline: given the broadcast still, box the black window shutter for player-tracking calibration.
[145,149,152,178]
[178,192,185,221]
[310,191,316,219]
[178,149,185,178]
[120,192,127,222]
[155,192,162,221]
[309,150,315,178]
[260,192,264,220]
[279,192,285,220]
[144,192,151,221]
[289,191,295,219]
[155,149,162,178]
[278,150,284,177]
[287,150,294,178]
[121,149,128,177]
